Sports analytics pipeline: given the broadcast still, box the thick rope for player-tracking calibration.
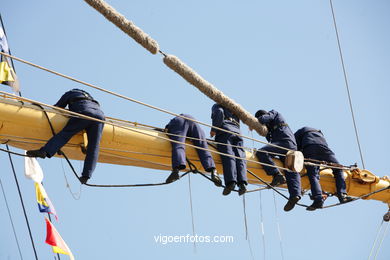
[81,1,267,137]
[83,0,159,54]
[163,54,268,137]
[329,0,365,168]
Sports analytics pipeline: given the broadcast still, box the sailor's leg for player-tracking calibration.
[189,122,215,171]
[256,144,281,176]
[42,118,89,157]
[234,136,247,184]
[82,120,104,178]
[323,152,347,195]
[167,118,188,170]
[216,133,237,185]
[285,170,301,197]
[306,165,323,201]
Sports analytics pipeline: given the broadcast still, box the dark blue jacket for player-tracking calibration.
[256,110,296,144]
[294,127,329,151]
[211,104,240,135]
[54,89,101,113]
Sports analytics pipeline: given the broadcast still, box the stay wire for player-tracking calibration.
[259,192,266,260]
[329,0,365,169]
[368,220,384,260]
[242,195,255,260]
[373,221,390,260]
[6,144,39,260]
[0,171,24,260]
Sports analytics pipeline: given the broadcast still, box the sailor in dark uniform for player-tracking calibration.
[255,110,301,211]
[164,114,222,186]
[294,126,353,210]
[211,104,247,196]
[27,89,105,184]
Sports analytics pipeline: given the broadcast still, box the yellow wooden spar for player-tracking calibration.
[0,95,389,206]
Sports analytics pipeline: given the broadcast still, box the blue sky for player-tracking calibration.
[1,0,390,259]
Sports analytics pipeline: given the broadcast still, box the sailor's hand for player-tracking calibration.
[210,130,216,138]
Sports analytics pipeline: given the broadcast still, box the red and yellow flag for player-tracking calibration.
[45,217,75,260]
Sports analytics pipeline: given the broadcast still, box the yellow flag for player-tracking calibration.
[0,60,15,83]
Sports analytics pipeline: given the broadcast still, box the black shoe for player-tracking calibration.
[79,176,90,184]
[165,169,180,183]
[26,149,47,159]
[270,173,286,187]
[238,183,247,196]
[284,196,301,212]
[338,194,353,204]
[222,182,236,196]
[306,200,324,211]
[210,169,222,187]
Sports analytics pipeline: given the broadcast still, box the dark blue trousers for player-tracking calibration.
[42,109,105,178]
[303,145,347,197]
[256,141,301,197]
[167,117,215,171]
[215,133,247,185]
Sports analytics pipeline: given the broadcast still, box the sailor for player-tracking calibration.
[255,109,301,211]
[211,104,247,196]
[164,114,222,186]
[26,89,105,184]
[294,126,353,210]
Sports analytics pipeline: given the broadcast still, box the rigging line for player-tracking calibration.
[243,195,249,240]
[0,53,292,153]
[259,192,266,260]
[5,144,39,260]
[368,220,384,260]
[242,195,255,260]
[0,173,24,260]
[373,221,390,260]
[0,93,291,173]
[187,173,197,253]
[329,0,365,168]
[60,158,81,200]
[273,192,284,260]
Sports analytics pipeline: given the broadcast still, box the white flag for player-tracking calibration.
[24,151,44,183]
